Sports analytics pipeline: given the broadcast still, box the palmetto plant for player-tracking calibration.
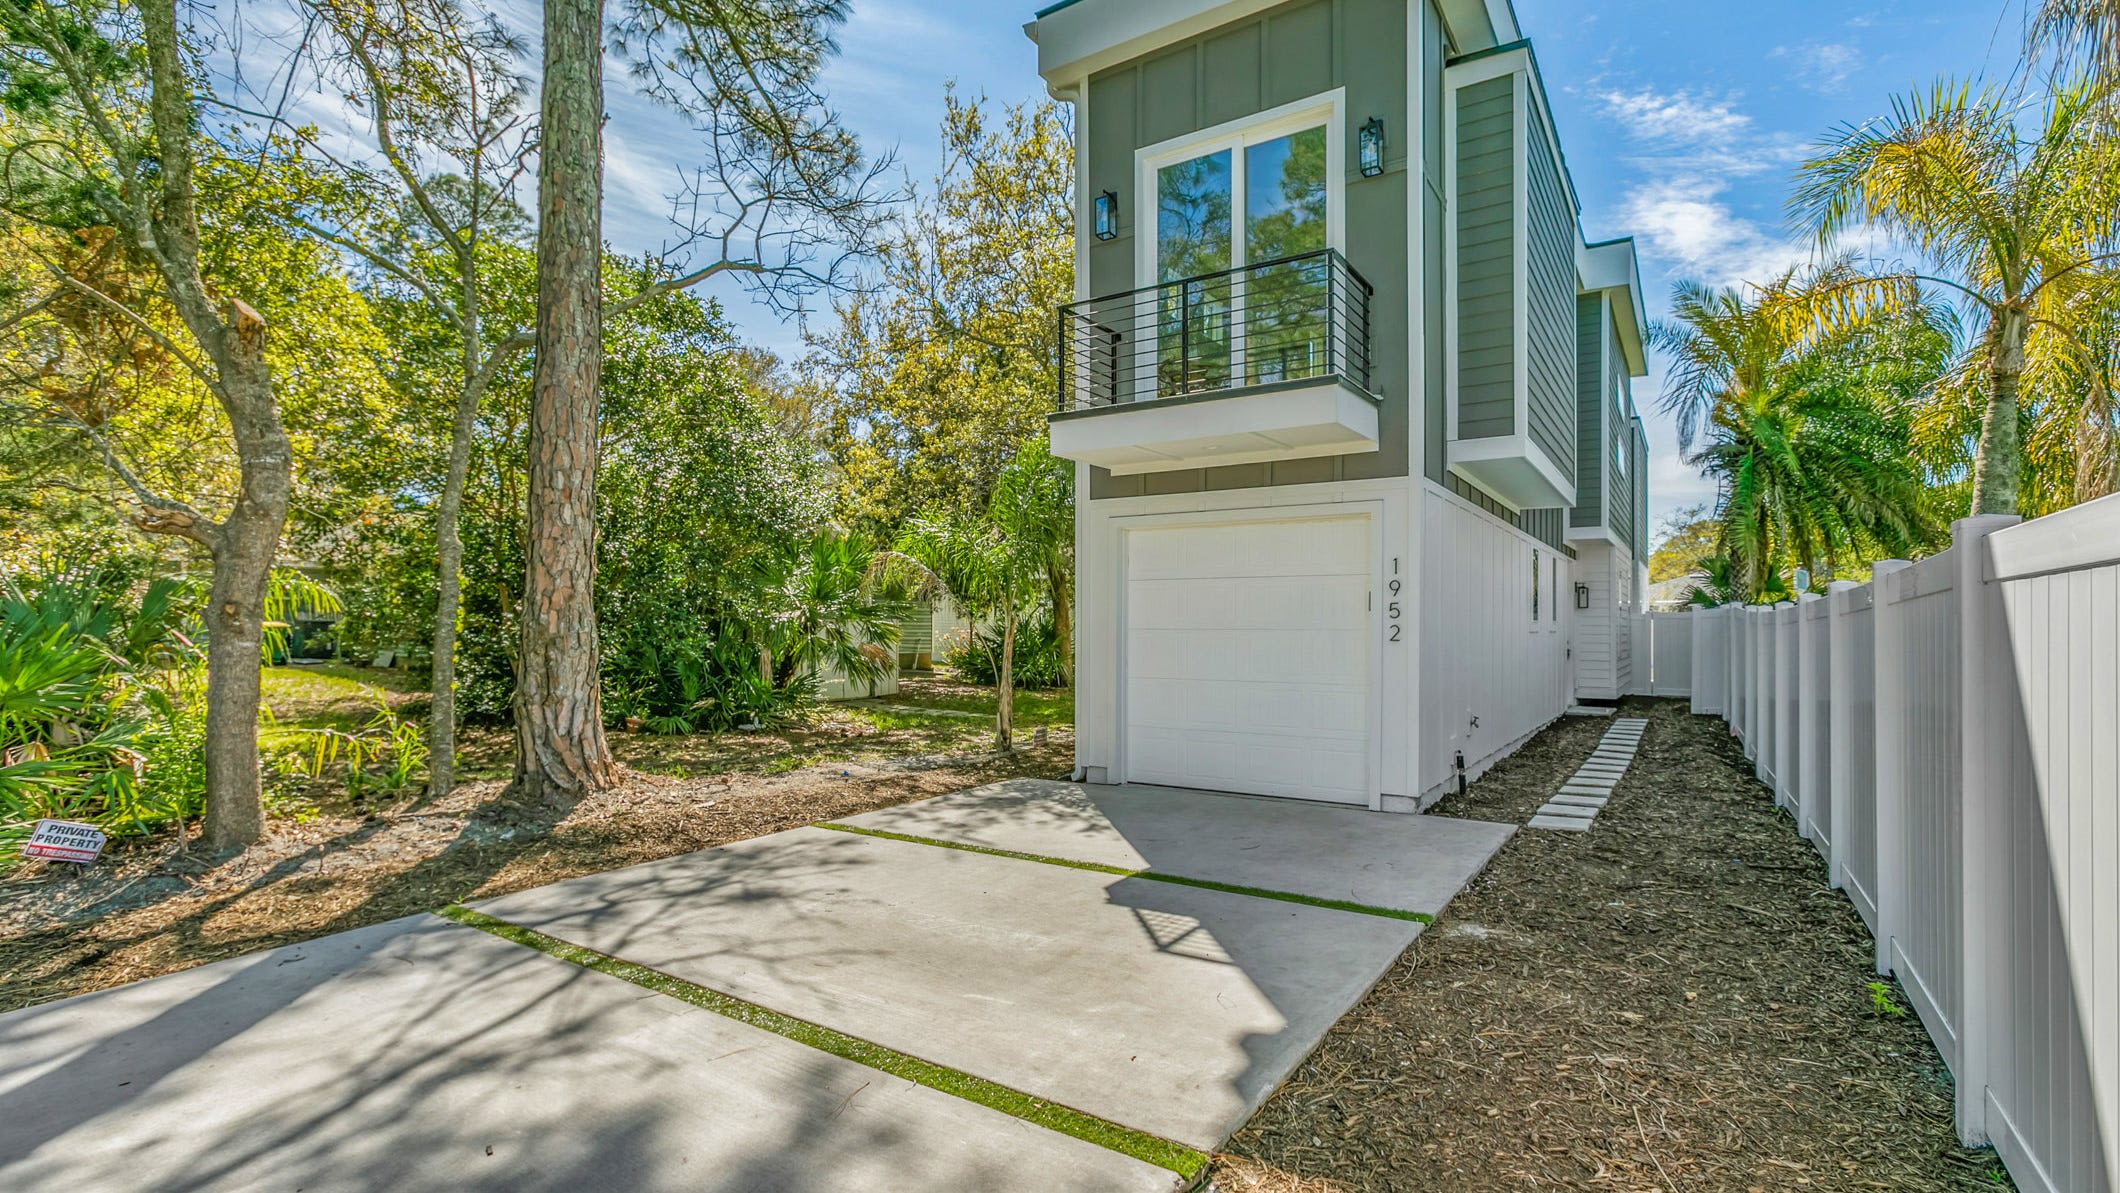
[0,567,203,858]
[763,530,901,691]
[1794,77,2120,515]
[290,692,429,801]
[1682,557,1794,609]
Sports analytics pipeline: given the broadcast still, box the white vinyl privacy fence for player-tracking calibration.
[1688,496,2120,1193]
[1629,612,1694,696]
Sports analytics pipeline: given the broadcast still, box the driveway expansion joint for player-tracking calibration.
[433,904,1209,1181]
[810,821,1436,924]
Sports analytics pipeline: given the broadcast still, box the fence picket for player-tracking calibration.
[1681,495,2120,1190]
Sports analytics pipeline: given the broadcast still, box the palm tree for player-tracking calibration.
[1794,78,2120,516]
[887,444,1072,749]
[1652,269,1945,597]
[2028,0,2120,78]
[1682,557,1793,609]
[991,439,1074,687]
[1691,355,1939,593]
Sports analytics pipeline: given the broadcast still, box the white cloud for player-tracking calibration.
[1589,86,1817,292]
[1596,88,1753,148]
[1619,177,1811,292]
[1769,42,1864,93]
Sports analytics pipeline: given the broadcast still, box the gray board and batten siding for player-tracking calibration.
[1072,2,1584,557]
[1522,100,1577,490]
[1451,49,1579,480]
[1082,0,1408,499]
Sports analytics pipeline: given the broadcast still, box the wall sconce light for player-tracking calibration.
[1093,190,1119,240]
[1574,582,1591,610]
[1358,118,1386,177]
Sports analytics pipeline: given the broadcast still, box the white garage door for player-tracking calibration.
[1123,516,1372,803]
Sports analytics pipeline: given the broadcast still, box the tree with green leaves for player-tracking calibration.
[283,0,539,798]
[2027,0,2120,78]
[1794,78,2120,516]
[1646,505,1719,584]
[808,87,1073,533]
[0,0,395,848]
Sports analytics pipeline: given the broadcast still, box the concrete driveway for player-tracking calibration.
[0,780,1511,1191]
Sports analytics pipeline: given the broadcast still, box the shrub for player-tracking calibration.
[943,614,1068,689]
[0,562,209,863]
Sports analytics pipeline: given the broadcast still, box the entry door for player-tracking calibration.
[1122,517,1372,803]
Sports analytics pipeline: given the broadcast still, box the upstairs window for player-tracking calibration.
[1141,97,1344,397]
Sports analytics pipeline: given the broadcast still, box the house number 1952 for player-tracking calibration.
[1386,557,1403,642]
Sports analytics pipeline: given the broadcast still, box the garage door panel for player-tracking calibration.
[1127,729,1368,802]
[1131,679,1367,738]
[1123,517,1373,804]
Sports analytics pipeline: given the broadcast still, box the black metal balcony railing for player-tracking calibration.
[1056,248,1374,412]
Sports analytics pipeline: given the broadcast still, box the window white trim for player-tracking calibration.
[1133,89,1346,289]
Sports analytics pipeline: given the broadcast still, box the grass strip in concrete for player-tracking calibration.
[812,821,1434,924]
[434,905,1208,1180]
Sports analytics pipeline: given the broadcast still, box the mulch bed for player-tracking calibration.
[1212,698,2010,1192]
[0,739,1072,1015]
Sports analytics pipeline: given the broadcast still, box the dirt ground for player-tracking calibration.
[0,732,1072,1015]
[1212,699,2011,1193]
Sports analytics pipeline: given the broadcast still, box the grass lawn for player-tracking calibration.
[259,663,427,752]
[253,667,1072,786]
[855,675,1074,725]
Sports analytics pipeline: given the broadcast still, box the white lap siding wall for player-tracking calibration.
[1566,538,1634,701]
[1417,481,1573,804]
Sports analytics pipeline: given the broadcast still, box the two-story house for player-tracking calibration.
[1030,0,1650,809]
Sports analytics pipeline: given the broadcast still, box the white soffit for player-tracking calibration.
[1028,0,1292,84]
[1579,238,1650,377]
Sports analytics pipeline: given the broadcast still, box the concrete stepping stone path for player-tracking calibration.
[1528,717,1647,833]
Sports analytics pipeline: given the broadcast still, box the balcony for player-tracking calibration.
[1049,249,1380,476]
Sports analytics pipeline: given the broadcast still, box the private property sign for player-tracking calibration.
[23,819,106,865]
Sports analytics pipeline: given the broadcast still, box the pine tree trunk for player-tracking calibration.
[511,0,619,803]
[996,608,1016,750]
[1972,309,2025,517]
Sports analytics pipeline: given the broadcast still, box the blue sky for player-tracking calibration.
[591,0,2037,537]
